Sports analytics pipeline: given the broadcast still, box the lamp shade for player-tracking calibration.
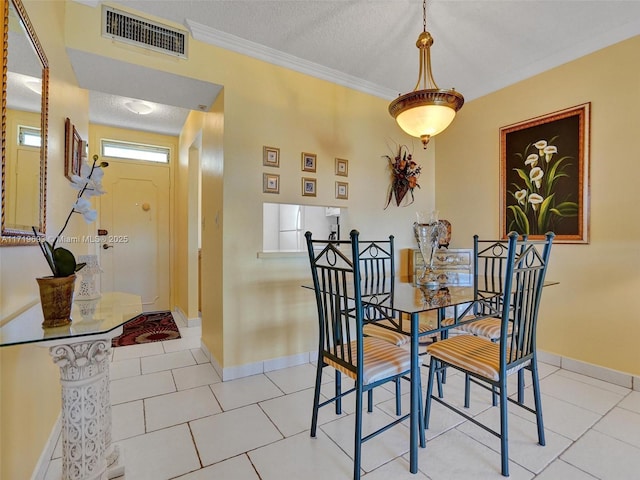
[389,88,464,147]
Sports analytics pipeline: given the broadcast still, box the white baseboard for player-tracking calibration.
[204,346,638,391]
[31,414,61,480]
[539,349,636,389]
[172,306,201,328]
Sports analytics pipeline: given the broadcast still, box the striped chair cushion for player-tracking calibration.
[363,319,436,346]
[441,316,511,340]
[427,335,522,381]
[324,337,420,385]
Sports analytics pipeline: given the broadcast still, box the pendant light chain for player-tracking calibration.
[423,0,427,33]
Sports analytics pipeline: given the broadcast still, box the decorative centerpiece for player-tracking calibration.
[413,210,447,288]
[76,254,103,300]
[33,155,108,328]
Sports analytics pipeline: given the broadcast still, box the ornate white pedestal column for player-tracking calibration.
[47,329,125,480]
[0,292,142,480]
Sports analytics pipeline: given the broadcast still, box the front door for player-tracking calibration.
[98,160,170,311]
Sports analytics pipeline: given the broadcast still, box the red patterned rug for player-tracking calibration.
[112,311,181,347]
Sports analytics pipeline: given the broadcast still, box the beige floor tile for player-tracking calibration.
[416,428,534,479]
[144,385,221,431]
[561,429,640,480]
[190,348,209,364]
[511,390,601,440]
[249,430,356,480]
[112,341,165,361]
[539,372,626,414]
[110,357,141,380]
[456,405,572,474]
[265,362,318,394]
[535,459,598,479]
[209,373,283,410]
[618,390,640,414]
[593,406,640,448]
[162,335,202,352]
[190,403,283,466]
[173,362,221,390]
[319,408,411,473]
[112,400,145,441]
[361,457,429,479]
[110,370,176,404]
[118,424,200,480]
[259,387,343,437]
[141,350,196,374]
[174,454,260,479]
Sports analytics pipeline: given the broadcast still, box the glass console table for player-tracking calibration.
[0,292,143,480]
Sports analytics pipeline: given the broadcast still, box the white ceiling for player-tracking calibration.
[72,0,640,136]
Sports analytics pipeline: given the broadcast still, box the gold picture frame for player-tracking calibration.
[302,177,316,196]
[335,181,348,200]
[263,173,280,194]
[302,152,316,172]
[263,146,280,167]
[500,103,590,243]
[335,158,348,177]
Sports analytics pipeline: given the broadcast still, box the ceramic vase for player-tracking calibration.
[36,274,76,328]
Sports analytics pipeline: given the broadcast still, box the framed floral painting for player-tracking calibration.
[500,103,590,243]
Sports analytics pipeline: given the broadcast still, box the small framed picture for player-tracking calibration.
[302,177,317,196]
[263,146,280,167]
[335,158,348,177]
[263,173,280,194]
[64,117,81,181]
[301,152,317,172]
[336,181,349,200]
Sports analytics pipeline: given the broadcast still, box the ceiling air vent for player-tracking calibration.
[102,6,187,58]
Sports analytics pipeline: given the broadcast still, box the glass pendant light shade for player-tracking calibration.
[389,1,463,148]
[391,90,463,143]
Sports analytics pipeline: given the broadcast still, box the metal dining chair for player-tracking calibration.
[440,233,530,406]
[305,230,422,480]
[424,231,554,476]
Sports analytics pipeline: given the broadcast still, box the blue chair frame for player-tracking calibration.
[306,230,423,480]
[424,231,554,476]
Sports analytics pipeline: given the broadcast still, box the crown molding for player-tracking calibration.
[185,19,397,101]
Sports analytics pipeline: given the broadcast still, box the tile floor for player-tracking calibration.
[44,321,640,479]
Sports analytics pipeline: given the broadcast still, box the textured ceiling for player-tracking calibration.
[72,0,640,136]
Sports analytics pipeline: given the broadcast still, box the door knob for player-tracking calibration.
[102,244,114,249]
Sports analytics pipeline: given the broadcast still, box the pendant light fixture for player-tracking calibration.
[388,0,464,148]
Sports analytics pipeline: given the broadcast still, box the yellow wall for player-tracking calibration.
[436,35,640,375]
[62,0,435,371]
[1,0,91,478]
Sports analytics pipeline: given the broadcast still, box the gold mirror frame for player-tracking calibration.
[1,0,49,245]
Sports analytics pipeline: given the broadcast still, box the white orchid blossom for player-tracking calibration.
[73,197,98,223]
[525,154,539,168]
[530,167,544,189]
[515,189,527,206]
[34,155,108,277]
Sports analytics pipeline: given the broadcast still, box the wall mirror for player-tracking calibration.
[1,0,49,245]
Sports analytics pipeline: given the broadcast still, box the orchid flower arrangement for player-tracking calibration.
[33,154,108,277]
